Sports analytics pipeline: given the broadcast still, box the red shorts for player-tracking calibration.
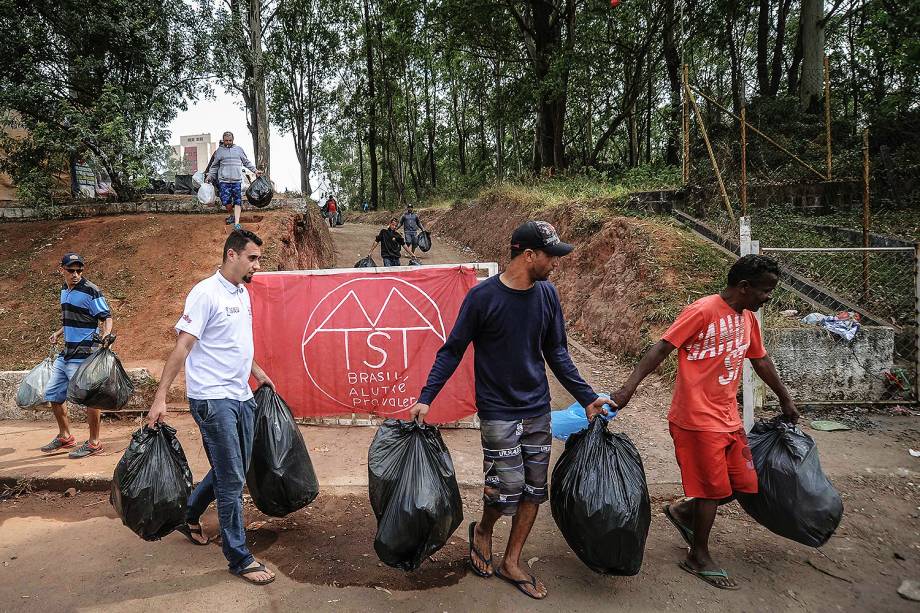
[669,423,758,499]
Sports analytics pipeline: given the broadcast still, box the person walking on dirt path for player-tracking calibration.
[324,195,338,228]
[206,131,262,232]
[41,253,114,459]
[610,254,799,591]
[408,220,611,601]
[398,204,425,255]
[367,218,414,267]
[145,229,277,586]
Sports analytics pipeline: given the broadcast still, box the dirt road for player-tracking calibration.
[1,223,918,611]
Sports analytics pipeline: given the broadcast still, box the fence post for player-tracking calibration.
[862,128,871,301]
[741,106,748,216]
[741,216,756,432]
[915,244,919,405]
[682,63,690,185]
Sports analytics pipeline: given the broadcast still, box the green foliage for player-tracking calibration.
[0,0,208,206]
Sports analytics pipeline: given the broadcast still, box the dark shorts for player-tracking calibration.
[218,181,242,206]
[480,413,552,515]
[405,231,418,248]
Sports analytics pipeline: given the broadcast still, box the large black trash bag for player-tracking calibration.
[66,335,134,410]
[737,418,843,547]
[245,175,274,208]
[368,419,463,571]
[246,385,319,517]
[550,416,651,575]
[417,231,432,253]
[355,255,377,268]
[110,423,193,541]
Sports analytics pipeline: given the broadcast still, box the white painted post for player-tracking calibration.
[740,217,756,432]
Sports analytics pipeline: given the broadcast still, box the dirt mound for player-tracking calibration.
[393,190,731,358]
[0,207,333,371]
[246,494,468,590]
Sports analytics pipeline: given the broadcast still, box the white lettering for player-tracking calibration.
[363,331,391,369]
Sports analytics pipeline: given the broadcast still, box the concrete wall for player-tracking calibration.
[0,369,156,421]
[0,196,298,221]
[764,326,896,402]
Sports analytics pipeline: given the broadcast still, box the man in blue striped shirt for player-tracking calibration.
[41,252,114,459]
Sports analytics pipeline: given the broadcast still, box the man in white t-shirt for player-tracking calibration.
[146,229,276,586]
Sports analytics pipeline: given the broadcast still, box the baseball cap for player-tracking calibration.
[510,221,574,256]
[61,253,85,267]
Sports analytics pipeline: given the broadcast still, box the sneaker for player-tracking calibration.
[68,440,103,459]
[40,435,76,453]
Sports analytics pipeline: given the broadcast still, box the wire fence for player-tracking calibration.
[755,242,918,405]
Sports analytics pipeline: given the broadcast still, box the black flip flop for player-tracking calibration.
[232,562,276,585]
[494,566,546,600]
[176,523,212,546]
[467,522,493,578]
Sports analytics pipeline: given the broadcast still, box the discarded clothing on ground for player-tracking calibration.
[802,312,861,342]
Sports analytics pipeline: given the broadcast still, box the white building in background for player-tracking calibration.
[172,133,217,174]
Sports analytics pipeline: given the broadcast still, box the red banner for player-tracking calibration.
[249,267,478,423]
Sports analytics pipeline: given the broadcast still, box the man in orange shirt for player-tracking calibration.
[607,254,798,590]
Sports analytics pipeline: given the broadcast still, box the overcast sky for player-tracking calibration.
[168,83,327,197]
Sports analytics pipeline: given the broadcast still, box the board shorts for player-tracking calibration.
[218,181,242,206]
[669,422,758,499]
[404,231,418,248]
[480,413,552,515]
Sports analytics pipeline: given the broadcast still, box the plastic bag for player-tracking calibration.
[550,417,651,575]
[246,385,319,517]
[737,419,843,547]
[191,171,205,190]
[355,256,377,268]
[368,419,463,571]
[16,349,56,408]
[110,423,193,541]
[197,182,215,205]
[335,209,344,226]
[551,396,615,441]
[408,257,422,266]
[417,231,432,253]
[246,176,274,208]
[66,336,134,410]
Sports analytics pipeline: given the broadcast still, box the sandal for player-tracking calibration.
[678,560,740,590]
[467,522,493,578]
[663,503,694,548]
[176,523,212,546]
[494,566,546,600]
[231,562,275,585]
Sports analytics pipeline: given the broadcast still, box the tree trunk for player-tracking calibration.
[798,0,824,112]
[362,0,378,209]
[248,0,270,174]
[768,0,793,96]
[662,0,681,165]
[726,5,743,113]
[756,0,770,96]
[424,52,436,189]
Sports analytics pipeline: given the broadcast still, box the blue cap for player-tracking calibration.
[61,253,85,267]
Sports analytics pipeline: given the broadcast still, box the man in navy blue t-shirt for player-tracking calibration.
[410,221,610,600]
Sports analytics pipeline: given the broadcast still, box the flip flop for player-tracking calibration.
[467,522,493,578]
[494,566,546,600]
[231,562,275,585]
[663,503,694,548]
[678,560,740,590]
[176,523,212,546]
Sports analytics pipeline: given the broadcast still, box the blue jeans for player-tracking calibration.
[383,256,401,267]
[44,356,84,404]
[186,397,256,573]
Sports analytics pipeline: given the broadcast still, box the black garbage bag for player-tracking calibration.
[550,416,651,575]
[66,336,134,410]
[355,255,377,268]
[246,385,319,517]
[417,231,432,252]
[368,419,463,571]
[408,257,422,266]
[737,419,843,547]
[335,209,344,226]
[246,175,274,208]
[110,423,193,541]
